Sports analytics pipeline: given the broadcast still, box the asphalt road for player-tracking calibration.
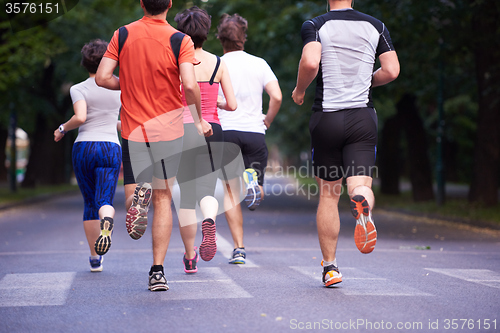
[1,177,499,333]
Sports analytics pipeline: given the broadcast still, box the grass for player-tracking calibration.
[294,175,500,226]
[374,189,500,226]
[0,183,79,206]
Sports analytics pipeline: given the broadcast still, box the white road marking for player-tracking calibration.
[215,232,258,267]
[0,272,76,307]
[163,267,252,300]
[291,266,433,296]
[425,268,500,289]
[2,247,499,256]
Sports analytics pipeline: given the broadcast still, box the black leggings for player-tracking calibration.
[177,123,224,209]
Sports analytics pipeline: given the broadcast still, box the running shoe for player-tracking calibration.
[183,248,199,274]
[243,168,261,211]
[350,195,377,254]
[148,271,169,291]
[126,182,152,240]
[322,263,342,287]
[89,256,103,272]
[229,247,246,264]
[199,218,217,261]
[95,217,113,255]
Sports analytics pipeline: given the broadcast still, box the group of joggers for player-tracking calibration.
[54,0,399,290]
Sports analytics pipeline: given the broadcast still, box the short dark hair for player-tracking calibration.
[142,0,171,16]
[174,6,211,49]
[217,13,247,52]
[80,39,108,74]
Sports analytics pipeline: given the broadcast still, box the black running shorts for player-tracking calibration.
[309,107,377,181]
[177,123,224,209]
[220,130,268,186]
[122,137,183,185]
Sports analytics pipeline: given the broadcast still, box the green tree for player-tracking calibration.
[0,0,141,187]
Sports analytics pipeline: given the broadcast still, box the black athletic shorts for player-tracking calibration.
[122,137,182,185]
[177,123,224,209]
[309,107,377,181]
[220,130,268,186]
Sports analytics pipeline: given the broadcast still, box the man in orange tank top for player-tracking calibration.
[96,0,212,292]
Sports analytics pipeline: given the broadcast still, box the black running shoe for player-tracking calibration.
[95,217,113,255]
[148,271,169,291]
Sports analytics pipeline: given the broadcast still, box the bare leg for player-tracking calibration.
[346,175,377,254]
[200,196,218,221]
[223,178,244,248]
[98,204,115,220]
[346,175,374,209]
[124,183,137,210]
[316,177,343,262]
[151,176,175,266]
[178,208,197,259]
[83,220,100,256]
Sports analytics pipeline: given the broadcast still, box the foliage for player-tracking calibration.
[1,0,497,191]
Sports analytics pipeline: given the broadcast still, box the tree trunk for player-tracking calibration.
[21,63,69,187]
[397,94,435,202]
[379,115,402,195]
[468,0,500,206]
[0,128,7,182]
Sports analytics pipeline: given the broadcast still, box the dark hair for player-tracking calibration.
[80,39,108,74]
[174,6,211,49]
[142,0,171,16]
[217,13,247,52]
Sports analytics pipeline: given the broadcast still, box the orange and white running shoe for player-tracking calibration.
[350,195,377,254]
[322,261,342,287]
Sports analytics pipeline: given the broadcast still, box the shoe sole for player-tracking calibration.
[245,185,261,211]
[126,182,152,240]
[95,218,113,255]
[324,275,342,287]
[350,195,377,254]
[199,219,217,261]
[148,284,169,291]
[90,257,103,272]
[229,258,246,264]
[90,266,103,272]
[243,169,261,211]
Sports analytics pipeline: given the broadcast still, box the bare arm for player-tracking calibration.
[263,80,282,129]
[372,51,400,87]
[54,99,87,142]
[217,61,237,111]
[292,41,321,105]
[180,62,212,137]
[95,57,120,90]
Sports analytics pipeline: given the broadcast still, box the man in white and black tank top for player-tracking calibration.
[292,0,400,287]
[217,13,282,264]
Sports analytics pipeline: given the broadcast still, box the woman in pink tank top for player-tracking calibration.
[175,6,237,273]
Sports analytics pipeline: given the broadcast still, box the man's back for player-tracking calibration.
[218,50,277,134]
[104,17,195,142]
[302,9,394,112]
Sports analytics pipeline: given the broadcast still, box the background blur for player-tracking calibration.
[1,0,499,220]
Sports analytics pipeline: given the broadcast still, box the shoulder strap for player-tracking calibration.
[118,26,128,55]
[170,32,186,66]
[209,56,221,85]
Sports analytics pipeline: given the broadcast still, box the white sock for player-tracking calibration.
[90,255,100,260]
[323,259,337,267]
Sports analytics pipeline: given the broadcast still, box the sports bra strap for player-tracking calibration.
[209,56,221,85]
